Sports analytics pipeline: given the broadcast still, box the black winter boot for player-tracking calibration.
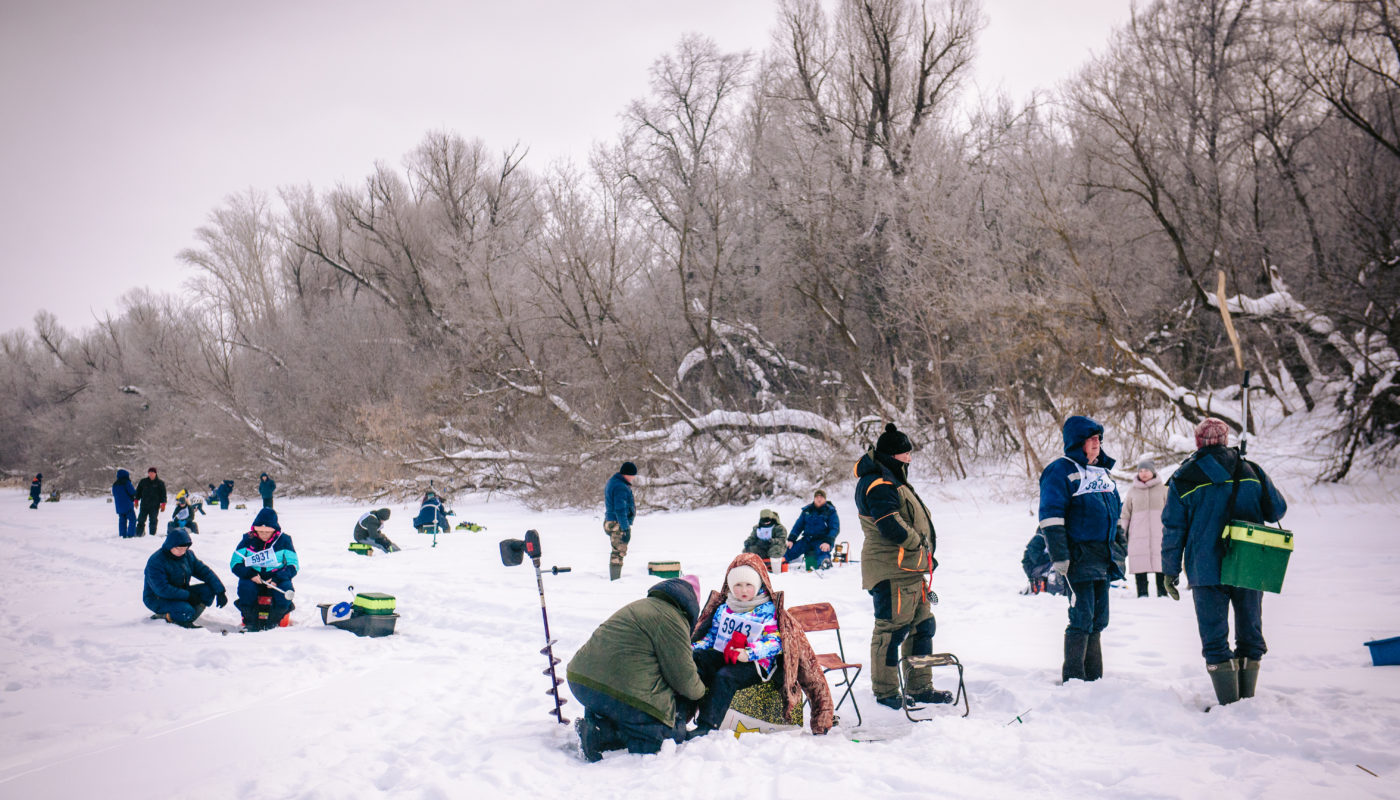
[908,687,954,704]
[608,563,622,581]
[1155,573,1168,597]
[1238,658,1260,699]
[1084,633,1103,681]
[1207,659,1241,706]
[1135,573,1149,598]
[1062,631,1088,683]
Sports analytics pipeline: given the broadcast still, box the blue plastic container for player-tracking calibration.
[1363,636,1400,666]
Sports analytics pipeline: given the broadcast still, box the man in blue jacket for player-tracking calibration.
[258,473,276,508]
[604,461,637,581]
[1163,417,1288,706]
[784,489,841,569]
[144,527,227,628]
[1038,415,1125,683]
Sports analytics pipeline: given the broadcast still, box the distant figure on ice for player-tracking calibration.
[144,527,227,628]
[742,509,788,562]
[29,473,42,509]
[603,461,637,581]
[1163,417,1288,707]
[566,576,706,761]
[854,423,952,709]
[135,467,167,537]
[412,490,449,532]
[354,508,400,553]
[688,554,833,739]
[1020,529,1070,596]
[167,491,200,535]
[113,469,138,538]
[784,489,840,570]
[1038,416,1125,684]
[230,508,299,631]
[1122,458,1169,598]
[258,473,276,509]
[209,479,233,510]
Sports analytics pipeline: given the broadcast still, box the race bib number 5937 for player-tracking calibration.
[243,548,278,570]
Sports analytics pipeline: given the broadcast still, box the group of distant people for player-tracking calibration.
[106,468,277,539]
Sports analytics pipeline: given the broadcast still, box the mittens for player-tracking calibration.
[723,631,749,665]
[1163,575,1180,601]
[215,591,229,608]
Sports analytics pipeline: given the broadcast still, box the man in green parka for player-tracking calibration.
[566,577,707,761]
[853,422,954,710]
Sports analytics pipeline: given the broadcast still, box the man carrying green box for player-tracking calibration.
[1162,417,1289,707]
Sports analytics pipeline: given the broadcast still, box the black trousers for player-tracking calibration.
[693,648,774,728]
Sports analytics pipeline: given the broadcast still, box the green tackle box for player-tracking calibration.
[348,542,373,556]
[647,561,681,578]
[1219,521,1293,594]
[352,592,397,615]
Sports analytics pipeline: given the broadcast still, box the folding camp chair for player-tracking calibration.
[896,652,970,720]
[789,602,863,727]
[831,542,851,564]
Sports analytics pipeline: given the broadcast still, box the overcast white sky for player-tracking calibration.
[0,0,1134,335]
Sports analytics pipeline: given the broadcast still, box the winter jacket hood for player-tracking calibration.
[163,528,193,550]
[114,469,130,485]
[252,507,280,530]
[692,553,835,734]
[372,508,391,521]
[648,578,700,629]
[1062,415,1110,460]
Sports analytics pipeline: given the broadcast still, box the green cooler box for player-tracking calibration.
[352,592,397,615]
[1219,522,1293,593]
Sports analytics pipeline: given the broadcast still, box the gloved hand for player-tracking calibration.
[723,631,749,665]
[160,503,166,512]
[1163,575,1180,601]
[1052,560,1070,578]
[621,529,631,545]
[215,591,229,608]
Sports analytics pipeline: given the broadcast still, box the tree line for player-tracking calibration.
[3,0,1396,505]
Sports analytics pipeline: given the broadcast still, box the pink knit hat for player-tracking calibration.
[681,574,702,601]
[1195,417,1230,448]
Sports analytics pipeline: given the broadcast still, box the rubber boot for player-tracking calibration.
[609,563,622,581]
[1135,573,1149,598]
[1207,659,1241,706]
[1155,573,1168,598]
[1084,632,1103,681]
[1238,658,1260,699]
[1062,630,1088,683]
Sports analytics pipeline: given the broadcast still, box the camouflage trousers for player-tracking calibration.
[869,578,937,699]
[605,521,631,566]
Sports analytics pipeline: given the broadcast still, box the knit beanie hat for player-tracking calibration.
[1137,457,1156,473]
[681,574,702,601]
[619,461,638,476]
[875,422,913,456]
[727,564,762,591]
[1194,418,1230,448]
[252,507,281,531]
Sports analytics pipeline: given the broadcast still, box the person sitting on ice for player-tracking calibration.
[742,508,787,562]
[783,489,841,570]
[230,508,299,632]
[143,527,227,628]
[688,553,834,739]
[566,576,708,761]
[412,489,450,532]
[353,507,400,553]
[166,490,201,535]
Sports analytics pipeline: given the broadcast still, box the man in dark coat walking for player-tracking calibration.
[29,473,42,509]
[603,461,637,581]
[143,527,227,628]
[134,467,167,537]
[258,473,276,509]
[1163,417,1289,706]
[1038,416,1125,683]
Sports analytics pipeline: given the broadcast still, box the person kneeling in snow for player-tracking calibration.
[144,528,227,628]
[166,490,200,535]
[566,577,707,761]
[412,490,449,532]
[230,508,299,631]
[688,554,834,738]
[354,508,400,553]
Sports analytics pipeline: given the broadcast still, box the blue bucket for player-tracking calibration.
[1363,636,1400,667]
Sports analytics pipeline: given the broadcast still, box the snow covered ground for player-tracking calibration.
[1,474,1398,799]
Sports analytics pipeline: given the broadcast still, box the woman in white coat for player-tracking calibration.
[1122,458,1169,597]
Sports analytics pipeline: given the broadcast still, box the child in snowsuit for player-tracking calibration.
[354,508,400,553]
[690,553,834,737]
[230,508,299,631]
[113,469,138,538]
[29,474,41,509]
[167,491,200,535]
[144,527,227,628]
[566,577,707,761]
[412,490,449,532]
[742,509,787,562]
